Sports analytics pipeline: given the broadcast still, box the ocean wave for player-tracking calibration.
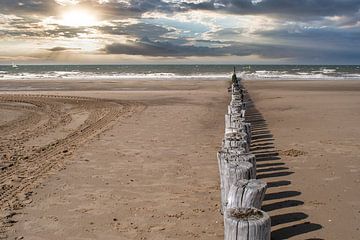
[243,72,360,80]
[0,71,229,80]
[0,70,360,81]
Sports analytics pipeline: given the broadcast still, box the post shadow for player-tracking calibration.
[244,93,322,239]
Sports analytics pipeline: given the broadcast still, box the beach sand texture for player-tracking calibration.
[0,79,359,239]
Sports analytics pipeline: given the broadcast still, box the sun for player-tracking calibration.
[61,9,98,27]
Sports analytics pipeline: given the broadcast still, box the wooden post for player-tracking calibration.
[225,114,245,130]
[218,151,257,177]
[228,105,242,115]
[222,137,249,153]
[218,155,256,213]
[225,132,248,142]
[218,151,256,168]
[224,208,271,240]
[230,100,247,110]
[231,94,242,101]
[227,179,267,209]
[232,84,241,93]
[239,123,251,144]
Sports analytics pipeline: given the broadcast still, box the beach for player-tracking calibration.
[1,79,359,239]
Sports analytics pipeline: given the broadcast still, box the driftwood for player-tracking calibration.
[227,179,267,209]
[218,155,256,213]
[224,208,271,240]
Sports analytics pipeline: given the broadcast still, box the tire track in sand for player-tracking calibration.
[0,94,144,237]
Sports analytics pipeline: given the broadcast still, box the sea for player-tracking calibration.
[0,65,360,81]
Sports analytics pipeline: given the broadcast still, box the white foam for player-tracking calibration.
[0,70,360,81]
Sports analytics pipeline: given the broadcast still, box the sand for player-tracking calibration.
[0,79,359,239]
[244,80,360,240]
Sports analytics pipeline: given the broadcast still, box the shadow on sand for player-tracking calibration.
[245,95,322,240]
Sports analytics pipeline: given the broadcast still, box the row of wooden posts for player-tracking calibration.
[217,79,271,240]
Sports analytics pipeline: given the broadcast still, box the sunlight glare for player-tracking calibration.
[61,9,98,27]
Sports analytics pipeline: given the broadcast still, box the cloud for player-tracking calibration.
[103,37,226,57]
[98,22,174,39]
[183,0,360,19]
[0,0,58,15]
[1,0,360,63]
[46,47,81,51]
[101,35,360,64]
[102,37,282,57]
[257,26,360,49]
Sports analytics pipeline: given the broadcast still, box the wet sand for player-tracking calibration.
[0,79,359,239]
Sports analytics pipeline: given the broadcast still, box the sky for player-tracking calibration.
[0,0,360,64]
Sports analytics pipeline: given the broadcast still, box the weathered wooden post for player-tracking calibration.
[225,119,251,144]
[231,93,242,101]
[224,132,248,142]
[218,152,256,213]
[224,114,251,141]
[228,104,245,115]
[218,151,256,168]
[224,208,271,240]
[227,179,267,209]
[222,137,249,153]
[230,100,247,110]
[225,114,245,129]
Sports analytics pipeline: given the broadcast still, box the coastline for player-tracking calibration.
[0,79,359,239]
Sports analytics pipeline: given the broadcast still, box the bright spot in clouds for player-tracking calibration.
[60,9,98,27]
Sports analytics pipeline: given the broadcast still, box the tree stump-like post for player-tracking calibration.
[225,127,251,145]
[222,137,249,153]
[225,132,248,143]
[225,113,249,127]
[232,84,242,94]
[228,105,240,115]
[225,126,245,136]
[224,208,271,240]
[225,114,245,130]
[217,151,256,167]
[230,100,247,110]
[232,94,242,101]
[242,123,252,143]
[218,159,256,213]
[227,179,267,209]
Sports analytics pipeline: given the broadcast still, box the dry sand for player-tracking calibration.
[0,80,228,240]
[245,80,360,240]
[0,79,359,239]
